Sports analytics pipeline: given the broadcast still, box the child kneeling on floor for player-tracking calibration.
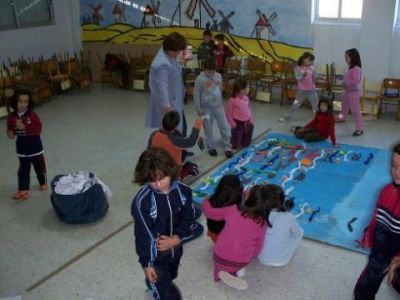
[293,98,336,146]
[257,184,303,267]
[206,174,243,242]
[131,147,197,300]
[202,185,271,290]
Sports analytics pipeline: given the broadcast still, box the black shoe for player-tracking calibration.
[208,149,218,156]
[352,130,363,137]
[225,150,233,158]
[185,151,195,157]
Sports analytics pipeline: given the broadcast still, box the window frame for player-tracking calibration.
[313,0,363,25]
[0,0,55,31]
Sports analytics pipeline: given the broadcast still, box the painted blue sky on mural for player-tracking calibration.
[80,0,313,47]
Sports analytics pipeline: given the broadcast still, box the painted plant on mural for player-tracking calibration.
[80,0,313,60]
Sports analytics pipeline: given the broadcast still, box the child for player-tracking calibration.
[387,253,400,294]
[279,52,318,122]
[7,90,47,200]
[257,184,303,267]
[197,30,215,65]
[226,78,254,150]
[213,34,233,72]
[193,57,233,158]
[206,174,243,242]
[131,147,196,300]
[202,185,271,290]
[293,98,336,146]
[353,142,400,299]
[149,111,203,178]
[336,48,364,137]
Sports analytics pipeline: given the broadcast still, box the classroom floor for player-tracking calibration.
[0,86,399,300]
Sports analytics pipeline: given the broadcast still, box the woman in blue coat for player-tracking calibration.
[146,32,187,136]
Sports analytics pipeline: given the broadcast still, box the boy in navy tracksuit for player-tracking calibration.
[354,142,400,299]
[131,147,195,300]
[7,90,47,200]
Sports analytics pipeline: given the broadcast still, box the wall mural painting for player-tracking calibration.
[80,0,313,61]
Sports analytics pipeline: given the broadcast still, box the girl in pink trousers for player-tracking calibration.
[202,185,272,291]
[336,48,364,136]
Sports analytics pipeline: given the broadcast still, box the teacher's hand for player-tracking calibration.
[164,106,172,113]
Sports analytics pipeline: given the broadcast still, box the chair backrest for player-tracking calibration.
[224,57,241,71]
[245,57,265,75]
[362,77,380,97]
[380,78,400,98]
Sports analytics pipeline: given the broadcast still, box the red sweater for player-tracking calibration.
[305,112,336,145]
[361,183,400,249]
[213,45,233,70]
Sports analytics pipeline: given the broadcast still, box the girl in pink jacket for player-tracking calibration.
[226,78,254,150]
[202,185,272,290]
[336,48,364,136]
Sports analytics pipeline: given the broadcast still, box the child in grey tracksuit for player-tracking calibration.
[193,57,233,158]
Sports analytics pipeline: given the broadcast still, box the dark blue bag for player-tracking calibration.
[50,173,109,224]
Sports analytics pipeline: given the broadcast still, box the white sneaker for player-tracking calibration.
[279,117,287,122]
[218,271,248,290]
[236,268,246,277]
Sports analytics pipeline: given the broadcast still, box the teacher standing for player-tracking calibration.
[146,32,187,136]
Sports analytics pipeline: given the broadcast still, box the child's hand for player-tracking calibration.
[164,105,172,113]
[194,117,203,129]
[333,143,340,148]
[7,130,15,139]
[386,255,400,283]
[16,119,25,130]
[144,267,158,283]
[157,235,180,250]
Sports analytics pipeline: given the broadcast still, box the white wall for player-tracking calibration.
[0,0,81,62]
[313,0,399,81]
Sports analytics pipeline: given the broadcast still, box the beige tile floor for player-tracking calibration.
[0,86,399,299]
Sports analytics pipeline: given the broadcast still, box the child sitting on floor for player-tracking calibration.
[202,185,271,291]
[149,111,203,179]
[258,184,303,267]
[206,174,243,242]
[293,98,336,146]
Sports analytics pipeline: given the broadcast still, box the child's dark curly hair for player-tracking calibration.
[134,147,179,185]
[10,89,34,111]
[241,185,272,227]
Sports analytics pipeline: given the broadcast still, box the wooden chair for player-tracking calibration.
[130,55,148,90]
[379,78,400,120]
[66,57,91,92]
[360,77,380,119]
[42,58,71,94]
[257,60,286,103]
[0,74,15,114]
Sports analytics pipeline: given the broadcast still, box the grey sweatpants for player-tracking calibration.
[203,106,231,151]
[284,90,319,119]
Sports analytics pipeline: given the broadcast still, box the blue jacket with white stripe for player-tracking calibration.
[131,180,195,268]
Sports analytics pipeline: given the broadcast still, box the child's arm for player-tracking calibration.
[24,111,42,135]
[193,77,203,114]
[6,115,15,139]
[225,46,234,58]
[225,98,237,128]
[168,117,203,149]
[131,193,156,269]
[289,214,303,238]
[201,198,229,221]
[295,66,305,81]
[328,115,336,145]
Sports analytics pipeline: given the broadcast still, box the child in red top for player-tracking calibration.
[354,142,400,299]
[7,90,47,200]
[213,34,233,71]
[294,98,336,145]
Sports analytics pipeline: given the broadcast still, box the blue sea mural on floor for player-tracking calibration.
[193,133,391,253]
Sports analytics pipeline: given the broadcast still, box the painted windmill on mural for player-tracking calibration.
[89,4,104,24]
[142,0,161,28]
[218,10,235,33]
[251,9,278,40]
[185,0,216,28]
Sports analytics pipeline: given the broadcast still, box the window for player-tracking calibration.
[0,0,54,30]
[315,0,363,22]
